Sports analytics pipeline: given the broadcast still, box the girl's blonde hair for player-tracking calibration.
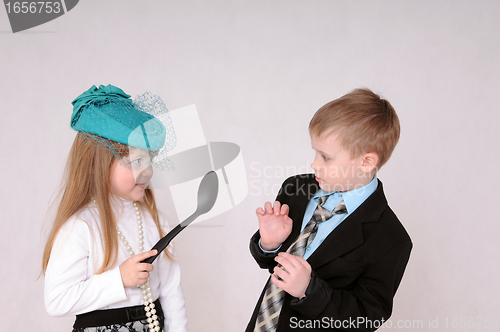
[42,134,171,275]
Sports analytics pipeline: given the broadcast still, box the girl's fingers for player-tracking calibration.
[120,251,157,288]
[141,250,158,259]
[132,250,158,262]
[138,263,154,272]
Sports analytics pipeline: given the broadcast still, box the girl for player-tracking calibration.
[42,85,187,332]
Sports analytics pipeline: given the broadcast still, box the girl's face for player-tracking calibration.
[109,147,154,201]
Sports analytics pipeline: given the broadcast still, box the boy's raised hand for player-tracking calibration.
[257,201,293,251]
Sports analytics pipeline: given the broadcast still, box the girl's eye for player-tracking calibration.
[322,155,330,161]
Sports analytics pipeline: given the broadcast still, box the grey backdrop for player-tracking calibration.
[1,1,499,331]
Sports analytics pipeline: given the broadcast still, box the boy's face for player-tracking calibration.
[310,133,375,192]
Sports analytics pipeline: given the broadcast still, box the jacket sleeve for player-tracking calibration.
[290,240,412,331]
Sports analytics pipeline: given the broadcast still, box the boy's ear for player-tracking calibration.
[361,152,379,173]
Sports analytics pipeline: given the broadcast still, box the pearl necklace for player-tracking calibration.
[117,202,160,332]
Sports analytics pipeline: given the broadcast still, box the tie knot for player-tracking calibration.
[312,197,347,223]
[318,196,328,206]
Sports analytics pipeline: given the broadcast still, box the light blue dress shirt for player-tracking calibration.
[259,175,378,259]
[300,175,378,260]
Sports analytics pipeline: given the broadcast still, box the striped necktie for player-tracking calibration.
[254,196,347,332]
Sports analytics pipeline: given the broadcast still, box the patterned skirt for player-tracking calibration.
[72,316,165,332]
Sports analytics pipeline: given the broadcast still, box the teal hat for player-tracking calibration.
[70,84,176,170]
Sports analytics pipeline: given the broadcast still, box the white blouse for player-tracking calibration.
[44,198,188,332]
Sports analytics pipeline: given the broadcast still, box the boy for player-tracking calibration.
[246,88,412,332]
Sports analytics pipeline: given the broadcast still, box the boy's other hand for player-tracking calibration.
[271,252,312,299]
[256,201,292,250]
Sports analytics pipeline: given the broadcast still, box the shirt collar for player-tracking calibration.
[313,175,378,214]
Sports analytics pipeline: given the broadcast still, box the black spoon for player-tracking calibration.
[142,171,219,264]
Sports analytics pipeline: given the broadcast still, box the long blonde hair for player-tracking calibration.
[42,133,171,274]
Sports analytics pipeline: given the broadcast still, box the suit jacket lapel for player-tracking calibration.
[307,180,388,269]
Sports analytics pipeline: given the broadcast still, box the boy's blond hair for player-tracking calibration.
[309,88,400,169]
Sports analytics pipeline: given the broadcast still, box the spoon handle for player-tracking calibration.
[141,224,184,264]
[141,212,199,264]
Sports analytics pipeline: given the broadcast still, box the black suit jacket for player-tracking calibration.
[246,174,412,332]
